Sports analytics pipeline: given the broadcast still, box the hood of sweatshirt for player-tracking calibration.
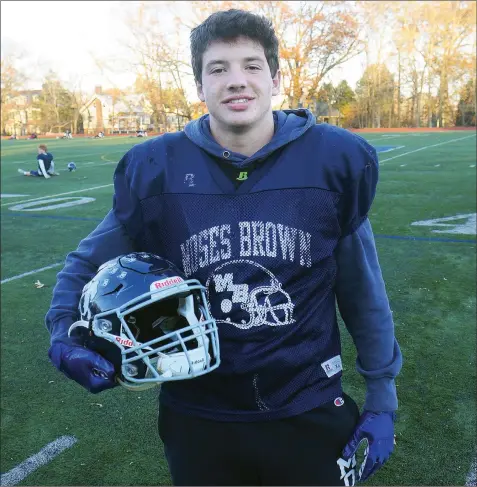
[184,109,316,168]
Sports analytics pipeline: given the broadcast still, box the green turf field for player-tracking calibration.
[1,131,476,486]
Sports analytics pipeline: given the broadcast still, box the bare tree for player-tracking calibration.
[123,2,198,130]
[68,81,90,134]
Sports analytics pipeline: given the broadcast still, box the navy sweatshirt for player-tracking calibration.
[45,109,402,421]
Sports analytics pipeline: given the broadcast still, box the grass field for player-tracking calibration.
[1,130,476,486]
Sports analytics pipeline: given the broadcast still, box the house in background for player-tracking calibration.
[79,86,154,135]
[271,96,342,126]
[3,90,42,136]
[313,101,342,126]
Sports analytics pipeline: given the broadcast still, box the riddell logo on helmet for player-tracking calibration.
[115,336,134,347]
[151,276,184,290]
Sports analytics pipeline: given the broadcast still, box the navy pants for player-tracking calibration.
[158,393,360,486]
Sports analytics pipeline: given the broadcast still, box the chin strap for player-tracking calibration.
[68,320,90,337]
[116,376,160,391]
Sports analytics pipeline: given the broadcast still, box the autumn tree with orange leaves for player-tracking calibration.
[173,1,363,109]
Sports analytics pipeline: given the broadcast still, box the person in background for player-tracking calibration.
[18,144,59,178]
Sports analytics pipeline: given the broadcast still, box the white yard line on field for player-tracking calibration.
[0,262,63,284]
[378,145,405,153]
[1,183,113,207]
[363,136,392,143]
[379,134,476,163]
[0,436,77,486]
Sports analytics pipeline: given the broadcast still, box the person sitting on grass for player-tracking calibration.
[18,144,60,179]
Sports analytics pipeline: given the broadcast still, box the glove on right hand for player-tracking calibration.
[48,326,118,394]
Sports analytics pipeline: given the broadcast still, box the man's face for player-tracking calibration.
[197,36,280,131]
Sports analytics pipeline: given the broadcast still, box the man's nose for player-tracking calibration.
[226,69,248,90]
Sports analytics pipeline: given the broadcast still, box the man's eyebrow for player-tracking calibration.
[243,57,265,63]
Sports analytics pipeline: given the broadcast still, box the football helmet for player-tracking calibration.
[67,162,76,171]
[69,252,220,390]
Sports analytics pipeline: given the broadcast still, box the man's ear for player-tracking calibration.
[272,69,281,96]
[196,81,205,102]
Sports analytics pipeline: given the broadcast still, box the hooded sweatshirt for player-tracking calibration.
[46,109,402,421]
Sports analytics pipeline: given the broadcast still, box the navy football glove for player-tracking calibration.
[48,331,118,394]
[342,411,396,483]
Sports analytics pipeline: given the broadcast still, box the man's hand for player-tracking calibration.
[48,336,118,394]
[342,411,396,483]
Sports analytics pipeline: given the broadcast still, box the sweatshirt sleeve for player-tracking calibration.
[45,209,136,345]
[38,159,50,178]
[335,218,402,412]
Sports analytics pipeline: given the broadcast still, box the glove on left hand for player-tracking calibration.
[342,411,396,483]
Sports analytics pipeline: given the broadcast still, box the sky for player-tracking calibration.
[1,0,367,98]
[1,1,138,91]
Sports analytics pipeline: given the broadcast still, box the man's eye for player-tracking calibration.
[211,68,225,74]
[247,65,261,71]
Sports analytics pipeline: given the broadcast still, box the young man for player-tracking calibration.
[46,9,402,486]
[18,144,59,178]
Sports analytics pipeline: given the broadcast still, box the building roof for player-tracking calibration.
[80,94,151,115]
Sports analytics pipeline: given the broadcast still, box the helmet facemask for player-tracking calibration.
[91,281,220,390]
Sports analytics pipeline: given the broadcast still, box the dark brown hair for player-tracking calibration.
[190,9,279,84]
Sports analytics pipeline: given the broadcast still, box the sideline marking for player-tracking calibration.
[1,184,113,207]
[9,197,96,212]
[101,154,115,163]
[380,134,476,163]
[375,145,405,153]
[0,262,63,284]
[0,194,29,198]
[0,435,77,486]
